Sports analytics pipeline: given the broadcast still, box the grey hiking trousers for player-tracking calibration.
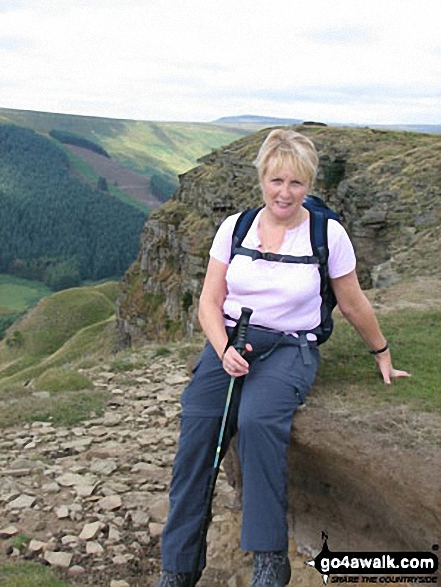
[160,326,320,573]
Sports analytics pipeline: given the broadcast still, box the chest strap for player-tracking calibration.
[234,245,319,265]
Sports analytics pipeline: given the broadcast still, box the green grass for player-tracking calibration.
[91,281,120,304]
[0,314,21,341]
[316,308,440,411]
[0,274,51,313]
[0,562,67,587]
[0,274,51,340]
[9,534,32,552]
[0,386,108,428]
[103,120,250,178]
[0,282,118,387]
[0,308,112,428]
[1,287,114,360]
[155,346,172,357]
[0,316,117,385]
[34,367,93,392]
[108,358,141,372]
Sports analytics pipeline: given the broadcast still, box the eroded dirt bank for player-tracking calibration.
[288,405,441,555]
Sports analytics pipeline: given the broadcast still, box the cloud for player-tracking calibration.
[0,35,32,51]
[0,0,439,124]
[0,0,28,12]
[305,26,375,45]
[189,81,441,125]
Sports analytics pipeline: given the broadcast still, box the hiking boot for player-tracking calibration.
[250,551,291,586]
[156,570,200,586]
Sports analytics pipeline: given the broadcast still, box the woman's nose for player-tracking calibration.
[279,182,290,197]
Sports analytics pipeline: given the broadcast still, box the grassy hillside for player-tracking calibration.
[99,120,252,178]
[318,304,441,411]
[0,282,119,430]
[0,275,51,313]
[0,107,254,184]
[0,274,51,339]
[0,282,118,386]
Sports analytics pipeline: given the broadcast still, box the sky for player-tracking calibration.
[0,0,440,125]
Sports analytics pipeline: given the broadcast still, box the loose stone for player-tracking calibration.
[0,525,19,538]
[44,550,73,568]
[86,540,104,555]
[148,522,164,538]
[27,539,47,553]
[68,565,86,576]
[79,521,103,541]
[7,494,36,509]
[98,494,122,511]
[55,505,70,519]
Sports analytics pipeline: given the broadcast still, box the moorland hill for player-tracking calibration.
[0,106,256,202]
[0,282,118,388]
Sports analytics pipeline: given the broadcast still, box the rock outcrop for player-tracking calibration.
[116,126,441,346]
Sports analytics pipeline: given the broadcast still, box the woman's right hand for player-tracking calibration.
[222,344,252,377]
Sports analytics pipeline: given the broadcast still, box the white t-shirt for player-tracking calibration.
[209,209,356,336]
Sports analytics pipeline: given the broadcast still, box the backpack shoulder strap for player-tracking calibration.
[307,207,337,344]
[230,207,262,262]
[308,207,329,266]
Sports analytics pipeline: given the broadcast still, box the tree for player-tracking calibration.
[97,176,108,191]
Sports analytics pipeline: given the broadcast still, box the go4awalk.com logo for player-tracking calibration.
[306,533,439,585]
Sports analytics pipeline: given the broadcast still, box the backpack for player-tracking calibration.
[229,195,341,345]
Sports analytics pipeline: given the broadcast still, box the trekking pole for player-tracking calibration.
[189,307,253,586]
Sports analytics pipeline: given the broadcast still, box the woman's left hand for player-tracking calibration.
[374,350,411,384]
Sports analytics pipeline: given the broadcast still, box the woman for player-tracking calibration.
[157,129,410,587]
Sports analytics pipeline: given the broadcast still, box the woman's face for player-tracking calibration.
[260,162,309,224]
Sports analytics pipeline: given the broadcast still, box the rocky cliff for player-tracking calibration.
[116,125,441,345]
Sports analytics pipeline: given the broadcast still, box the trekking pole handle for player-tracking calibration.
[234,307,253,354]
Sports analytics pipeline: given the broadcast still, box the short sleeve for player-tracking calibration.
[327,220,357,279]
[209,213,241,265]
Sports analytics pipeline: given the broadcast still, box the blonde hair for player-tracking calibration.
[254,129,319,189]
